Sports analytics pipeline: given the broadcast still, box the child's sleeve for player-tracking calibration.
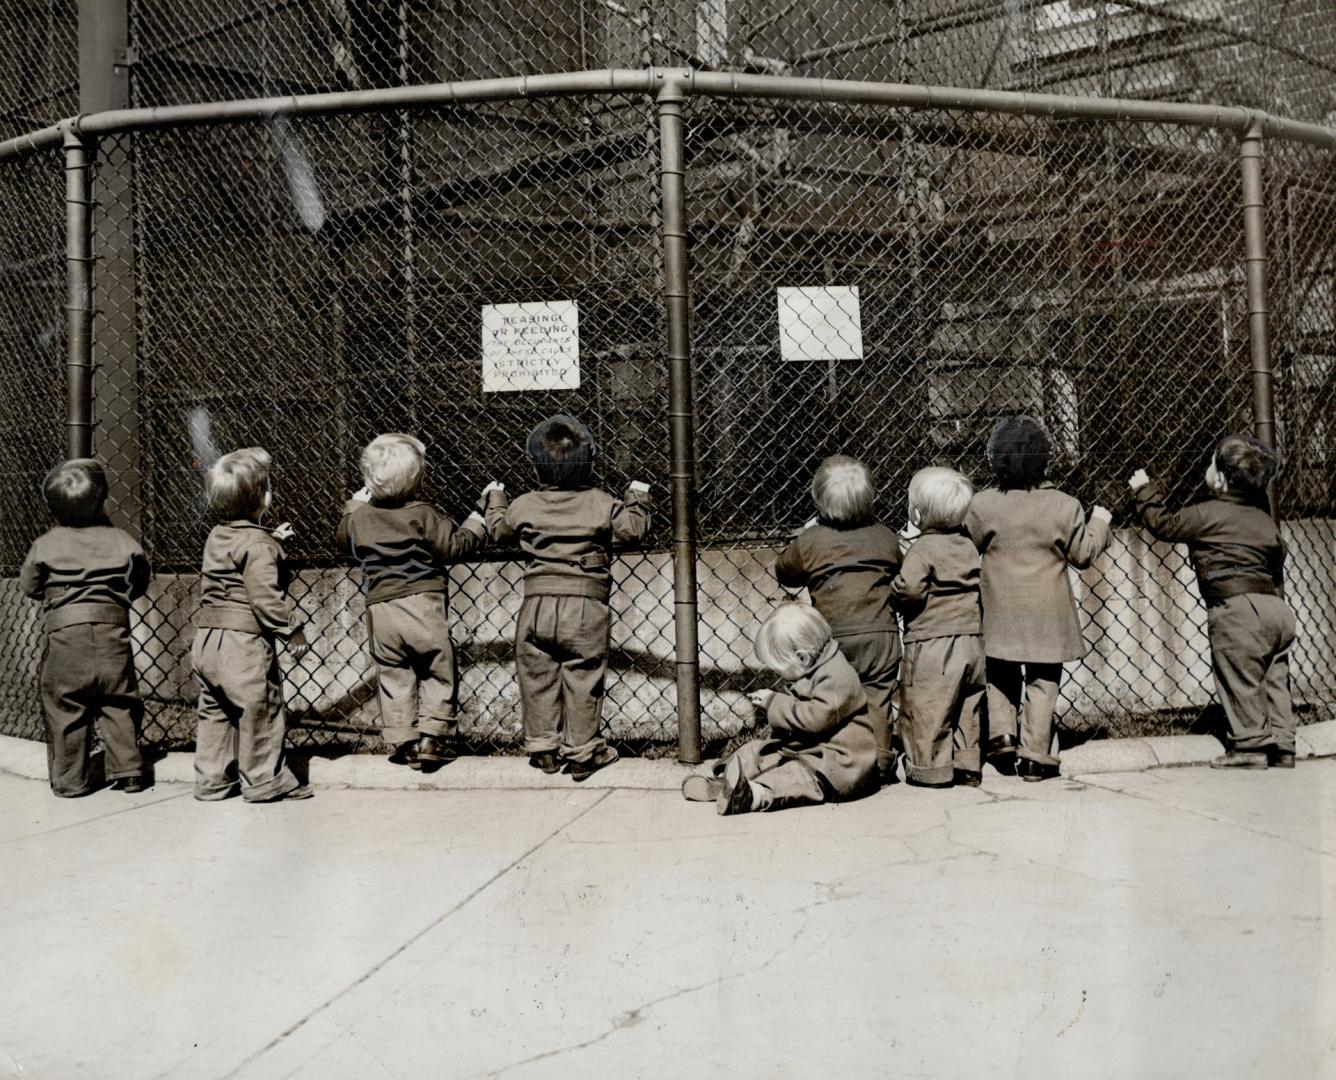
[428,507,486,562]
[239,541,302,637]
[1060,499,1113,569]
[1132,481,1207,544]
[610,486,651,544]
[126,540,150,602]
[773,534,809,591]
[890,546,931,608]
[483,487,515,545]
[335,500,363,552]
[766,669,861,738]
[18,544,44,600]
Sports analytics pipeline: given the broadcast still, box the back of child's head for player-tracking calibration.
[206,446,272,522]
[986,415,1053,490]
[43,458,108,526]
[909,466,974,529]
[1215,433,1279,501]
[754,602,832,675]
[811,455,875,527]
[528,414,594,489]
[360,433,426,501]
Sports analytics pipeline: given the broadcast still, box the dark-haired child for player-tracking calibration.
[1130,434,1295,769]
[192,447,312,802]
[774,455,902,784]
[483,415,650,781]
[20,459,149,797]
[964,416,1112,781]
[337,433,486,769]
[891,467,985,788]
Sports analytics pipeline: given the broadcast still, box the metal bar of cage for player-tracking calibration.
[62,128,92,460]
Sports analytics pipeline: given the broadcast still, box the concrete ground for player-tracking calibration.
[0,762,1333,1080]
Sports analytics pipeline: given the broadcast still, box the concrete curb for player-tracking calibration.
[1,723,1333,791]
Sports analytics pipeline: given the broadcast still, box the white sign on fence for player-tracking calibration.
[776,285,864,362]
[481,300,580,392]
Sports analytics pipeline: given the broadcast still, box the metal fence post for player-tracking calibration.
[656,75,702,764]
[63,127,94,460]
[1238,116,1279,518]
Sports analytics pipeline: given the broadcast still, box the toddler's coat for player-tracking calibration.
[20,525,149,796]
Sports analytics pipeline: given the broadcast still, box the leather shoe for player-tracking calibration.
[1210,750,1269,770]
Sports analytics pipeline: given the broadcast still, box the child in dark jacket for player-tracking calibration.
[891,467,985,788]
[20,459,150,797]
[482,415,651,782]
[1130,434,1296,769]
[774,455,902,785]
[681,602,877,814]
[964,416,1112,781]
[192,447,312,803]
[337,433,486,769]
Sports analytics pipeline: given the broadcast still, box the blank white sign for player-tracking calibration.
[777,285,864,362]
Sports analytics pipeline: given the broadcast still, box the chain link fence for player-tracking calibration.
[1,1,1334,760]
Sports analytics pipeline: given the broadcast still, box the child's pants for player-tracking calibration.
[514,594,611,764]
[902,635,985,784]
[836,629,900,776]
[724,739,827,812]
[1208,593,1296,754]
[986,658,1062,766]
[192,627,300,802]
[39,621,142,797]
[367,592,459,748]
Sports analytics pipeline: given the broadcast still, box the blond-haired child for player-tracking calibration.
[890,467,985,788]
[337,433,486,769]
[682,603,878,814]
[193,447,312,802]
[774,455,903,784]
[964,416,1112,781]
[20,459,150,797]
[1130,434,1295,770]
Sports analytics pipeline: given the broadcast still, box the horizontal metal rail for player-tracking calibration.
[2,67,1334,163]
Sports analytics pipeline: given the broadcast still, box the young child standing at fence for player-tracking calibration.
[20,459,150,798]
[482,415,651,781]
[192,447,312,802]
[682,602,877,814]
[1129,435,1295,769]
[964,416,1113,782]
[337,433,487,769]
[774,455,903,786]
[890,467,986,788]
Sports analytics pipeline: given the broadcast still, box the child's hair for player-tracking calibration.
[43,458,109,526]
[1215,433,1280,499]
[908,466,974,529]
[754,602,833,674]
[986,415,1053,490]
[527,414,594,489]
[811,455,875,527]
[360,433,426,500]
[206,446,272,521]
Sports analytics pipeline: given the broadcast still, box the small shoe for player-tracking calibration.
[681,774,725,802]
[986,735,1018,776]
[113,776,148,794]
[905,774,954,789]
[388,742,421,769]
[565,747,619,783]
[528,750,561,774]
[1210,750,1269,770]
[717,771,755,816]
[953,769,983,789]
[1016,758,1058,782]
[1268,749,1296,770]
[417,734,458,765]
[277,784,315,800]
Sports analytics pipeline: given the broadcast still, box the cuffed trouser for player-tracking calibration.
[1208,593,1297,754]
[515,594,610,764]
[367,592,460,748]
[725,739,827,812]
[191,628,299,802]
[39,623,142,798]
[985,658,1062,766]
[836,630,901,778]
[902,635,984,784]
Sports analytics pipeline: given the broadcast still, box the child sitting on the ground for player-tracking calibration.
[20,459,150,797]
[890,467,985,788]
[964,416,1112,781]
[337,433,487,770]
[482,415,651,782]
[193,447,312,802]
[1129,435,1296,770]
[774,455,903,785]
[682,602,878,814]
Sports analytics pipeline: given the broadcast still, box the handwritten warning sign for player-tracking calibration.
[482,300,580,392]
[777,286,864,362]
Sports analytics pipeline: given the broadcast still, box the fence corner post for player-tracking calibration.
[63,126,94,461]
[1238,116,1279,520]
[655,75,702,765]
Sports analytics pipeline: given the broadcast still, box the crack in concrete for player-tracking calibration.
[0,788,191,847]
